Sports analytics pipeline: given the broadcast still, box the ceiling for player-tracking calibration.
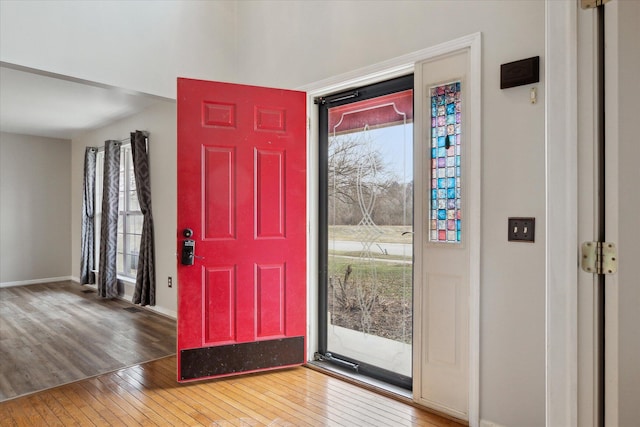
[0,65,167,140]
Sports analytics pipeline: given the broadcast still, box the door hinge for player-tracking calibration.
[581,0,611,10]
[581,242,618,275]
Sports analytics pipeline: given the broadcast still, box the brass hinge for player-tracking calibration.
[581,0,611,10]
[581,242,618,275]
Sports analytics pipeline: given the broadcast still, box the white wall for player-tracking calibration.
[0,0,237,99]
[70,101,177,317]
[0,132,71,284]
[235,2,546,426]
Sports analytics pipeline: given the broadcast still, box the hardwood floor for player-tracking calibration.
[0,281,176,401]
[0,356,465,426]
[0,282,465,426]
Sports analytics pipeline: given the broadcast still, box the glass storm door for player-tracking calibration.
[319,75,414,388]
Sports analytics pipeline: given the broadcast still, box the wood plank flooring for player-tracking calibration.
[0,282,465,426]
[0,356,465,426]
[0,281,176,401]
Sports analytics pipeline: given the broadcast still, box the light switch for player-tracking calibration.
[508,217,535,242]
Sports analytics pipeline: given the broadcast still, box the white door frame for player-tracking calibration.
[545,0,579,426]
[603,4,619,423]
[300,32,481,426]
[576,5,601,427]
[572,3,640,426]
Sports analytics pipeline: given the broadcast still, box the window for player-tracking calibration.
[94,144,142,280]
[429,81,462,243]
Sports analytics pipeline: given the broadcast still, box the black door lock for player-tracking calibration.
[181,228,195,266]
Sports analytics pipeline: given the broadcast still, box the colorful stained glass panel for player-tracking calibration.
[429,81,461,243]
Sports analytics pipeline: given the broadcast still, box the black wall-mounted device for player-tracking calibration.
[500,56,540,89]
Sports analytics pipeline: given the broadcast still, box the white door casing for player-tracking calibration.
[545,0,579,425]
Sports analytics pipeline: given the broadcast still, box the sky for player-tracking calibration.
[333,123,414,184]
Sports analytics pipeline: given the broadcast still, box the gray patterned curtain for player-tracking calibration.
[80,147,98,284]
[98,140,121,298]
[131,130,156,306]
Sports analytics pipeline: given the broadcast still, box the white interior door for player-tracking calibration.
[603,2,640,425]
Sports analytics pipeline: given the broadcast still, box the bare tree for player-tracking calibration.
[372,180,413,225]
[328,133,393,225]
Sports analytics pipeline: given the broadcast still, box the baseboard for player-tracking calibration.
[71,276,177,320]
[0,276,73,288]
[143,304,177,319]
[118,292,177,319]
[480,420,507,427]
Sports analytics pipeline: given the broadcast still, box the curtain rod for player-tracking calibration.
[88,132,148,152]
[89,138,130,152]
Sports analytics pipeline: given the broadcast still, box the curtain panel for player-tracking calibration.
[131,130,156,306]
[98,140,121,298]
[80,147,98,285]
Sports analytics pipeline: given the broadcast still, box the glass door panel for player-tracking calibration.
[320,77,413,387]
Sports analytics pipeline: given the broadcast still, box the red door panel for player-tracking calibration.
[177,78,306,382]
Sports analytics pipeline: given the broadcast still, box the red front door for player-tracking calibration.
[176,78,306,382]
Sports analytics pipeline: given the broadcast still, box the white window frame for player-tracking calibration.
[94,143,142,281]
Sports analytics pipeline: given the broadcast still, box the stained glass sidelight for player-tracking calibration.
[429,82,462,243]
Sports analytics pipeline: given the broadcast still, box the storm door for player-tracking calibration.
[318,75,414,389]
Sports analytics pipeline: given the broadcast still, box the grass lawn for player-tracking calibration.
[329,225,413,244]
[328,255,412,343]
[326,225,414,343]
[328,256,412,299]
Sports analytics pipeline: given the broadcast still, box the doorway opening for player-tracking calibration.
[317,75,414,390]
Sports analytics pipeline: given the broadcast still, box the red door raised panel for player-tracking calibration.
[177,78,306,382]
